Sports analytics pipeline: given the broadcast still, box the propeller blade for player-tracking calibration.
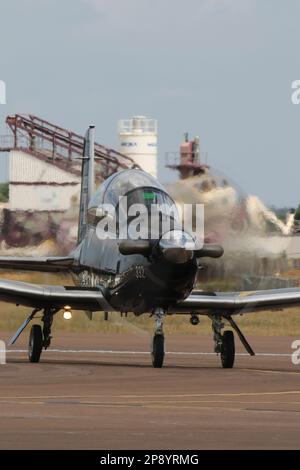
[195,244,224,258]
[119,240,151,256]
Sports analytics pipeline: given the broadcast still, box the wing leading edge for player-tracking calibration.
[0,256,77,272]
[171,288,300,315]
[0,278,112,311]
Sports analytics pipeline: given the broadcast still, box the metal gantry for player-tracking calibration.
[0,114,140,180]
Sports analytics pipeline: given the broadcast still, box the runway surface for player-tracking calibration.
[0,332,300,450]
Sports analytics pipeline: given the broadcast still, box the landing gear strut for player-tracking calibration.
[28,308,54,363]
[42,311,53,349]
[212,316,235,368]
[151,308,165,368]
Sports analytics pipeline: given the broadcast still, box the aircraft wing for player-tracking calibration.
[0,278,112,311]
[171,287,300,316]
[0,256,77,272]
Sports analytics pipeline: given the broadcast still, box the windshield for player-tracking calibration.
[89,169,169,208]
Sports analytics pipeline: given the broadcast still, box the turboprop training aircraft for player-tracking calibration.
[1,126,300,368]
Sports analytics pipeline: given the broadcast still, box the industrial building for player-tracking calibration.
[9,149,80,212]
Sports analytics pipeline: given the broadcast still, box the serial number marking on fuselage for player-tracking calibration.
[135,265,146,279]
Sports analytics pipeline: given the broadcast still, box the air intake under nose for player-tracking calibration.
[160,245,194,264]
[159,230,195,264]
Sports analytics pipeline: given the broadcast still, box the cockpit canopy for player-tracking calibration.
[89,169,175,210]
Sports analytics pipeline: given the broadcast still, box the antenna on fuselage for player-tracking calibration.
[77,125,95,244]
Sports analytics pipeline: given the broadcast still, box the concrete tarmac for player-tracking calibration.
[0,332,300,450]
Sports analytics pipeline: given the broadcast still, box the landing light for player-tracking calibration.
[63,306,72,320]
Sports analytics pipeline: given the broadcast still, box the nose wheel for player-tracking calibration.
[151,333,165,368]
[28,324,43,363]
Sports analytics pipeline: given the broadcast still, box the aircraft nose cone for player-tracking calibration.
[159,230,195,264]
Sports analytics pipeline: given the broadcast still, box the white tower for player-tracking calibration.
[118,116,157,178]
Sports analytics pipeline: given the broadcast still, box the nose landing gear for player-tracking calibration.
[151,308,165,368]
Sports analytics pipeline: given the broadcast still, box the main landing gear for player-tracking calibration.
[211,314,255,368]
[151,308,165,368]
[212,316,235,368]
[28,308,54,363]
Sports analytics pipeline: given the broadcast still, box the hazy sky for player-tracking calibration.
[0,0,300,206]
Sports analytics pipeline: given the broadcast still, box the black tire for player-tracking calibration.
[28,324,43,363]
[221,330,235,368]
[151,334,165,368]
